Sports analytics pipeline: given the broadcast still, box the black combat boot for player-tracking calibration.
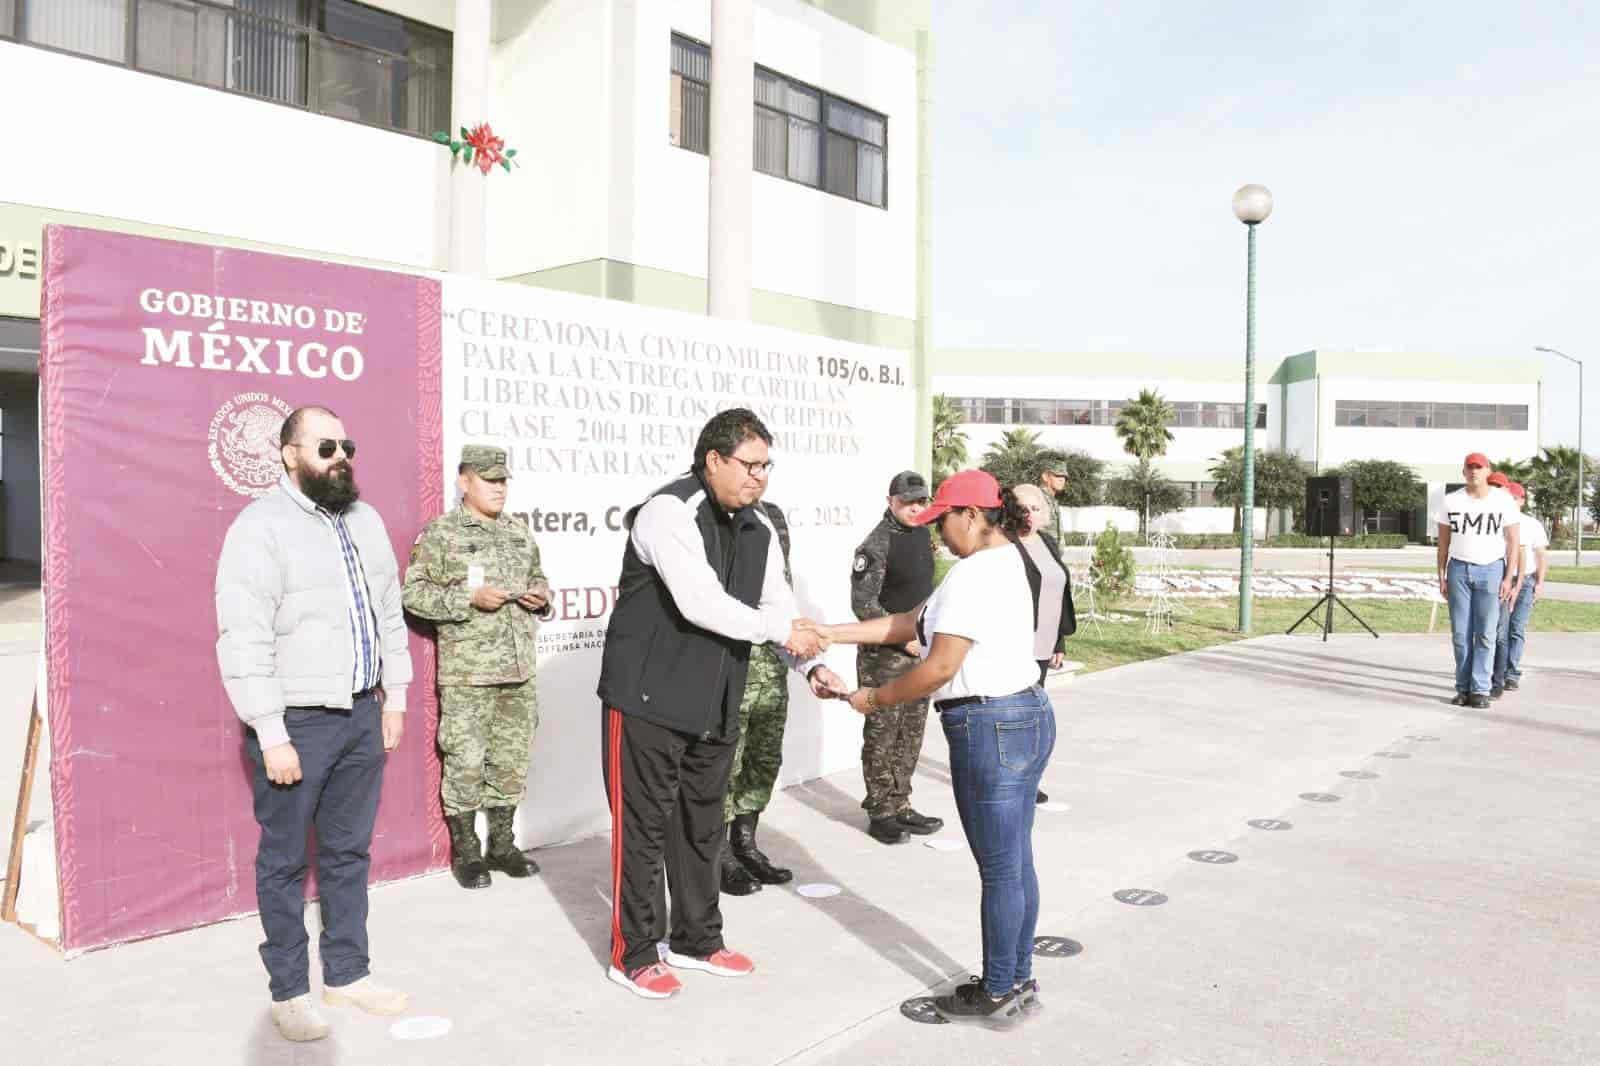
[719,826,762,895]
[445,811,491,889]
[730,813,792,885]
[484,806,539,878]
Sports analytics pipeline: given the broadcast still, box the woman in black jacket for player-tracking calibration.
[1012,484,1076,686]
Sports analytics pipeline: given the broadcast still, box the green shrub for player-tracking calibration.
[1090,522,1137,602]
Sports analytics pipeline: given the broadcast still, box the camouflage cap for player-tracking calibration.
[1042,456,1069,476]
[460,444,511,480]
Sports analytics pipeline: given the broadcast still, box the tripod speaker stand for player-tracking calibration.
[1287,479,1378,641]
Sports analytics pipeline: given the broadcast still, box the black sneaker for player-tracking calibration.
[896,808,944,835]
[868,818,910,845]
[1013,977,1042,1015]
[932,977,1022,1029]
[1036,790,1049,804]
[1450,692,1469,706]
[1504,679,1519,691]
[1490,686,1504,700]
[1468,694,1490,709]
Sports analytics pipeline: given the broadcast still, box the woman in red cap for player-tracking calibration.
[810,469,1055,1029]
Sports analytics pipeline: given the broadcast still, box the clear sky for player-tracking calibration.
[931,0,1598,449]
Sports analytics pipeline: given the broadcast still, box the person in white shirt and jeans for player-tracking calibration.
[811,470,1054,1030]
[1433,452,1521,708]
[1491,481,1546,697]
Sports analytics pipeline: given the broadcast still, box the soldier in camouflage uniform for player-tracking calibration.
[852,471,944,845]
[1038,457,1069,551]
[402,445,553,889]
[719,499,796,895]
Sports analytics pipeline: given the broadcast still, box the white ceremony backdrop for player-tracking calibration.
[440,278,916,847]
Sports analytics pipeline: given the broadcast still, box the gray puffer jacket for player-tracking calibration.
[215,474,412,749]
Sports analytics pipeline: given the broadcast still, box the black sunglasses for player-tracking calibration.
[301,438,356,460]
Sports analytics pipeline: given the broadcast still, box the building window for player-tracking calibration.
[8,0,450,139]
[1334,399,1528,431]
[669,33,888,209]
[947,397,1264,428]
[670,33,710,154]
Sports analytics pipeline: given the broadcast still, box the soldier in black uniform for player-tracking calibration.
[850,471,944,844]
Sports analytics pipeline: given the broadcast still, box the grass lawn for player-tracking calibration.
[1064,596,1600,676]
[1366,563,1600,585]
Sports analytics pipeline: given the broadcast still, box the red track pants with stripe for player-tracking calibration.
[602,706,739,974]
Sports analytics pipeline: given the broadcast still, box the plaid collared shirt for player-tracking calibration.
[319,507,382,694]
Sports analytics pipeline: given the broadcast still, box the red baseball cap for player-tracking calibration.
[1463,452,1489,469]
[912,469,1002,526]
[1508,482,1526,500]
[1486,471,1509,487]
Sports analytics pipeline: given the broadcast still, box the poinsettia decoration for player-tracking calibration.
[432,123,519,174]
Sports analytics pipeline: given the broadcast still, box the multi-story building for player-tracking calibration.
[0,0,932,564]
[934,347,1544,539]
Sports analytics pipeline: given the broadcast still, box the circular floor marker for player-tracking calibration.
[1187,850,1239,864]
[1299,792,1341,803]
[1373,751,1412,759]
[924,838,964,851]
[1038,802,1072,812]
[900,997,949,1025]
[390,1016,452,1041]
[797,882,841,899]
[1248,819,1293,831]
[1033,935,1083,957]
[1113,888,1167,906]
[1407,735,1440,742]
[1340,770,1379,779]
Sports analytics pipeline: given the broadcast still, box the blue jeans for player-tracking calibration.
[940,686,1057,997]
[1492,580,1537,688]
[1447,559,1504,696]
[245,692,386,1001]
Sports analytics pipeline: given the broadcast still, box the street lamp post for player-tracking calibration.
[1233,184,1273,633]
[1535,346,1585,566]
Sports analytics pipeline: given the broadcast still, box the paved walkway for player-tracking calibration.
[3,632,1596,1065]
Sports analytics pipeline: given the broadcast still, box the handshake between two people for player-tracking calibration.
[782,619,923,714]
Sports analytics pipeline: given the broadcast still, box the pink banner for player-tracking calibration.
[39,225,444,952]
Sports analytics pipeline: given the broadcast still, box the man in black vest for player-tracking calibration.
[850,470,943,844]
[597,409,847,999]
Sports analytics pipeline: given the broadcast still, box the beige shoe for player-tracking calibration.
[269,994,331,1042]
[322,975,408,1016]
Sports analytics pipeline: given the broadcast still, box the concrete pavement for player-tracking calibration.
[2,631,1596,1065]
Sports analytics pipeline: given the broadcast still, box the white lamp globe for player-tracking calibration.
[1232,184,1273,225]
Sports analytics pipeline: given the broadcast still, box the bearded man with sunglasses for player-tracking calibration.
[215,405,413,1043]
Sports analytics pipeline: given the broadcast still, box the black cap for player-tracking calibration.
[887,470,930,501]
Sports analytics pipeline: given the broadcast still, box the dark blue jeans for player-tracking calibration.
[1492,580,1537,688]
[940,686,1057,997]
[245,692,385,1001]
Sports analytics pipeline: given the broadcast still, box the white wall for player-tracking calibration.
[486,0,616,277]
[935,372,1259,480]
[1318,377,1541,478]
[488,0,919,319]
[1283,378,1318,465]
[0,42,450,270]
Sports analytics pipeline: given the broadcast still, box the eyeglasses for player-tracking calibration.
[300,438,356,460]
[724,455,774,478]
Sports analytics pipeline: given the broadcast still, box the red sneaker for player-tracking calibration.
[663,948,755,977]
[607,962,683,999]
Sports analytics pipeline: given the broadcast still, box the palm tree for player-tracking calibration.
[1527,445,1588,540]
[930,394,969,484]
[1115,388,1176,462]
[980,428,1044,489]
[1490,456,1534,486]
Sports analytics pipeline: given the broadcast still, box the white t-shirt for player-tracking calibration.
[1432,487,1519,566]
[1518,513,1549,575]
[915,544,1039,702]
